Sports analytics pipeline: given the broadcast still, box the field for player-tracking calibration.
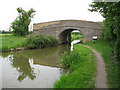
[0,35,27,51]
[0,34,13,36]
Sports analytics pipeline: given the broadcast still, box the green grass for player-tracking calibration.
[1,34,58,52]
[84,39,119,88]
[0,35,27,52]
[54,44,96,88]
[71,34,83,42]
[0,34,13,36]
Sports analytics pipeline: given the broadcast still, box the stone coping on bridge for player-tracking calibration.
[33,20,102,30]
[34,20,101,25]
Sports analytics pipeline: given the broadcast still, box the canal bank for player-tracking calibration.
[54,39,119,88]
[54,44,96,88]
[1,35,58,52]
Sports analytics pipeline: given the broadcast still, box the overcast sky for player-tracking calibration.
[0,0,104,30]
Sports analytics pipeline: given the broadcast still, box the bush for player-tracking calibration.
[26,35,58,49]
[2,46,10,52]
[61,50,80,68]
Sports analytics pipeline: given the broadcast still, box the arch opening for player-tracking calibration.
[71,30,83,43]
[59,29,84,44]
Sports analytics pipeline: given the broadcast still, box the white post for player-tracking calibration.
[29,19,33,31]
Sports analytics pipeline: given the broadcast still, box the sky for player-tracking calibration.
[0,0,104,31]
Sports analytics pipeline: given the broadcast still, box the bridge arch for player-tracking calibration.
[58,28,83,44]
[32,20,103,44]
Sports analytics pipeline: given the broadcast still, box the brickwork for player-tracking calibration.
[32,20,103,44]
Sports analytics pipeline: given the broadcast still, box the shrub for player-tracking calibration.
[26,35,58,49]
[2,46,10,52]
[61,50,80,68]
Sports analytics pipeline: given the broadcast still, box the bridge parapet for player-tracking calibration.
[33,20,102,30]
[32,20,103,44]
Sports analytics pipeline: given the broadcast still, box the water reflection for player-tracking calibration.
[2,45,70,67]
[1,45,70,88]
[9,55,36,82]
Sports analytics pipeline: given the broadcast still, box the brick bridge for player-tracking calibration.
[32,20,102,44]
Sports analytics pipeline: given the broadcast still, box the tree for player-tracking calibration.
[11,7,36,36]
[89,1,120,61]
[0,30,2,34]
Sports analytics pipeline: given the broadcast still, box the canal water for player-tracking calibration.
[0,45,70,88]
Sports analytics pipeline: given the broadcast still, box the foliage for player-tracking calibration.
[26,35,58,49]
[85,39,119,88]
[61,50,80,68]
[0,31,12,34]
[71,32,80,35]
[1,35,27,52]
[1,46,9,52]
[54,44,96,88]
[1,35,58,52]
[89,2,120,61]
[11,7,35,36]
[71,32,83,42]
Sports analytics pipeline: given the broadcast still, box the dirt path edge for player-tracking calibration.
[80,44,107,88]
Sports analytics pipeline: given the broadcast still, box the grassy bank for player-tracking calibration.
[54,44,96,88]
[1,35,58,52]
[84,39,119,88]
[0,35,27,52]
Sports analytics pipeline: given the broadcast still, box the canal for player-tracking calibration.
[0,45,70,88]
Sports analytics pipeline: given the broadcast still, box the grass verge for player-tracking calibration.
[84,38,119,88]
[1,35,58,52]
[54,44,96,88]
[0,35,27,52]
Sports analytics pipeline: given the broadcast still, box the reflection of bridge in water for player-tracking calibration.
[33,20,102,44]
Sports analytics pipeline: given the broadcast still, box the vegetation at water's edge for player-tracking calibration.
[26,35,58,49]
[1,34,58,52]
[54,44,96,88]
[84,39,119,88]
[0,35,27,52]
[60,50,80,68]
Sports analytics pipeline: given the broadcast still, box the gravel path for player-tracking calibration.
[81,45,107,88]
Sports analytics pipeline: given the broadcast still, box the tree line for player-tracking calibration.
[89,1,120,61]
[0,30,12,34]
